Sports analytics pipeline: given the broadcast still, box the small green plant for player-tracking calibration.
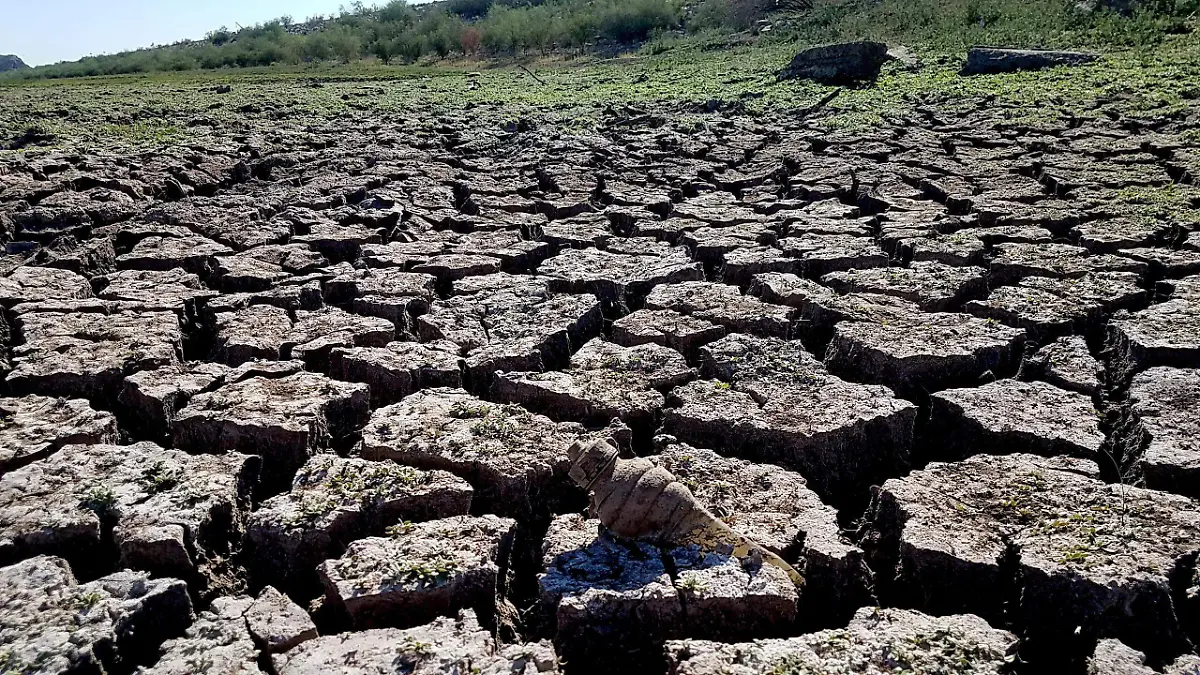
[386,520,416,536]
[450,400,490,419]
[383,557,459,587]
[470,412,516,440]
[79,485,117,517]
[677,575,709,593]
[140,461,181,493]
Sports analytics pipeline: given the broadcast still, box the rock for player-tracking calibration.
[0,441,257,581]
[328,339,463,406]
[777,41,890,84]
[318,515,515,630]
[116,235,232,276]
[962,47,1099,75]
[245,586,319,654]
[273,610,559,675]
[650,443,872,626]
[492,337,694,438]
[826,311,1026,400]
[990,243,1146,286]
[418,278,601,385]
[212,304,292,366]
[645,281,795,338]
[362,388,601,518]
[0,556,193,675]
[1107,299,1200,384]
[95,268,219,316]
[749,272,919,347]
[1088,639,1156,675]
[537,515,682,671]
[172,372,369,494]
[664,333,915,507]
[1020,335,1105,398]
[537,246,703,315]
[779,233,890,277]
[610,308,726,357]
[666,607,1015,675]
[822,262,987,312]
[0,395,119,472]
[0,266,92,307]
[283,307,395,372]
[928,379,1103,463]
[6,309,183,403]
[966,272,1146,343]
[138,596,259,675]
[246,455,472,595]
[1120,367,1200,499]
[860,453,1200,664]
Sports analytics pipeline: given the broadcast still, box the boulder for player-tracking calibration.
[962,47,1098,75]
[778,41,890,84]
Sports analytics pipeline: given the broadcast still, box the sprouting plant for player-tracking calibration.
[677,576,708,594]
[386,521,416,537]
[140,461,181,493]
[79,485,117,517]
[449,400,490,419]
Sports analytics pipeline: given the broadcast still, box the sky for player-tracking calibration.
[1,1,359,67]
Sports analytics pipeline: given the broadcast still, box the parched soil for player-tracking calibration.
[2,55,1200,675]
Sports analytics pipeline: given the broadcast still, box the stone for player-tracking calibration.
[0,556,193,675]
[650,443,872,625]
[411,253,502,284]
[0,395,119,472]
[966,272,1146,342]
[418,280,601,384]
[1120,367,1200,499]
[6,309,183,403]
[172,372,370,494]
[212,304,292,366]
[328,339,463,406]
[664,333,916,507]
[283,307,394,371]
[611,308,726,357]
[537,515,682,671]
[860,453,1200,663]
[116,235,232,275]
[492,338,694,437]
[779,233,890,277]
[826,311,1026,399]
[246,455,472,595]
[822,262,987,312]
[749,272,919,346]
[139,596,258,675]
[778,41,890,84]
[273,610,559,675]
[1108,300,1200,383]
[0,442,256,582]
[1074,219,1171,253]
[537,246,703,314]
[1021,335,1105,397]
[928,379,1103,463]
[362,388,600,518]
[666,607,1015,675]
[245,586,318,654]
[645,281,795,338]
[95,268,219,315]
[990,243,1147,286]
[318,515,515,630]
[0,266,92,307]
[1088,639,1155,675]
[962,46,1099,75]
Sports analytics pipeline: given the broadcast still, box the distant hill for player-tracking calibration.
[0,55,27,72]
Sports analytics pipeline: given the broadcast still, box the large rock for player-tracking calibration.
[778,41,890,84]
[137,596,259,675]
[317,515,515,630]
[0,556,193,675]
[860,453,1200,664]
[666,607,1015,675]
[0,442,256,582]
[172,372,369,494]
[0,395,118,472]
[246,455,471,596]
[962,46,1099,75]
[361,388,607,518]
[1119,367,1200,499]
[272,610,559,675]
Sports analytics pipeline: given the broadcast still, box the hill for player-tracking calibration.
[0,55,27,72]
[2,0,1196,81]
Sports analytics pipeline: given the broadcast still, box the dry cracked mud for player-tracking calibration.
[3,72,1200,675]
